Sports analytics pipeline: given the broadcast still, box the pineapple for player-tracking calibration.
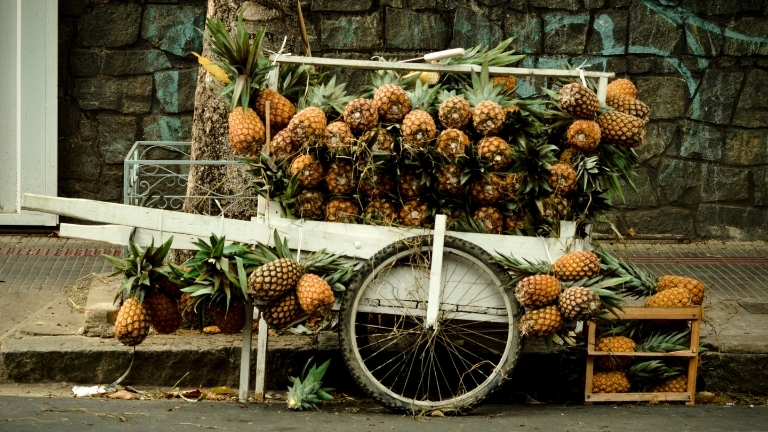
[597,111,646,148]
[566,120,601,152]
[606,93,651,123]
[504,212,527,232]
[470,174,505,205]
[519,305,564,338]
[296,273,335,317]
[325,198,360,223]
[541,194,571,220]
[228,107,266,156]
[287,106,327,145]
[656,276,704,305]
[476,136,512,171]
[324,160,356,195]
[361,128,394,153]
[649,375,688,393]
[253,88,296,133]
[214,301,246,334]
[595,336,636,370]
[592,371,631,393]
[437,91,472,129]
[293,189,325,220]
[262,292,306,329]
[464,64,511,136]
[514,274,562,309]
[323,122,356,155]
[144,292,181,334]
[290,155,324,188]
[374,83,411,123]
[436,165,466,196]
[559,83,599,120]
[343,98,378,134]
[248,258,304,302]
[399,200,431,227]
[558,286,601,321]
[364,199,398,224]
[178,292,199,323]
[552,251,601,281]
[286,360,334,410]
[360,171,395,198]
[492,75,517,94]
[270,129,297,163]
[435,129,469,161]
[397,170,426,199]
[473,206,504,234]
[644,287,693,308]
[114,298,151,346]
[293,76,354,144]
[547,163,577,195]
[606,78,638,99]
[402,81,439,149]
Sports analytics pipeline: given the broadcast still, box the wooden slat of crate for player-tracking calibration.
[584,306,703,406]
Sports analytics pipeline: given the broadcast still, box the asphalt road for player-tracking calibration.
[0,397,765,432]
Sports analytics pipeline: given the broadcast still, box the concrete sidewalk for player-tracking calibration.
[1,234,767,398]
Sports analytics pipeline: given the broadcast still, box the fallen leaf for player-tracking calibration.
[181,389,202,399]
[107,390,139,400]
[430,410,444,417]
[210,386,236,395]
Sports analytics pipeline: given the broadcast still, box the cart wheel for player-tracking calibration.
[339,235,521,414]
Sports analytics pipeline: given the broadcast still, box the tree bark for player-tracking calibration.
[186,0,303,220]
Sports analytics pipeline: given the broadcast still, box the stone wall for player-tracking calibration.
[58,0,206,202]
[58,0,768,240]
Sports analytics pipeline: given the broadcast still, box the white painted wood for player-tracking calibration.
[253,315,269,401]
[597,76,609,106]
[238,301,254,403]
[425,214,446,329]
[59,224,135,246]
[0,0,57,226]
[271,55,615,79]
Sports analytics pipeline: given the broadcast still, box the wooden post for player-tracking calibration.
[238,301,254,403]
[584,322,596,404]
[687,311,701,405]
[425,214,447,329]
[253,314,269,401]
[597,76,609,105]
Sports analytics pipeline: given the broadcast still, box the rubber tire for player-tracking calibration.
[339,235,522,414]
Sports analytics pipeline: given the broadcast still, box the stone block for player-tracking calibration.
[97,115,139,164]
[627,56,678,74]
[142,114,193,142]
[624,207,694,237]
[453,7,503,50]
[530,0,579,10]
[321,13,382,50]
[755,168,768,206]
[733,69,768,128]
[61,0,88,17]
[656,158,702,205]
[311,0,373,10]
[380,0,403,6]
[637,77,687,120]
[637,122,676,164]
[628,0,682,55]
[58,101,82,139]
[678,120,723,161]
[696,204,768,240]
[617,167,658,208]
[409,0,438,8]
[386,9,448,50]
[684,22,722,57]
[543,13,589,54]
[71,49,171,77]
[99,166,124,201]
[74,76,153,114]
[702,353,768,394]
[59,179,98,200]
[58,138,101,180]
[700,166,750,202]
[503,13,542,54]
[583,0,606,8]
[79,3,141,47]
[154,69,197,114]
[141,5,205,56]
[722,129,768,165]
[83,275,120,338]
[692,70,743,125]
[723,18,768,56]
[680,0,744,14]
[587,11,628,55]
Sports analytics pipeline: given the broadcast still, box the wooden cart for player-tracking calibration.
[22,55,615,413]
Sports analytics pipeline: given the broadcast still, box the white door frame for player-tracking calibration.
[0,0,58,226]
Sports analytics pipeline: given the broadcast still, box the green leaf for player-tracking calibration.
[236,256,248,298]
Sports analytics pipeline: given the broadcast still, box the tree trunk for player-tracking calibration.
[186,0,303,220]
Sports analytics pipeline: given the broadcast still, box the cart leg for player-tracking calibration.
[254,314,269,402]
[425,214,447,330]
[238,301,254,403]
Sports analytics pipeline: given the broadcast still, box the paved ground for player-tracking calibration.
[0,395,765,432]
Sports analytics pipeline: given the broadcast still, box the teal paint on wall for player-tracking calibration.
[593,13,623,56]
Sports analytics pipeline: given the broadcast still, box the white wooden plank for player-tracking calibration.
[425,214,446,329]
[253,315,268,402]
[238,302,254,403]
[271,55,615,79]
[59,224,134,246]
[597,76,609,105]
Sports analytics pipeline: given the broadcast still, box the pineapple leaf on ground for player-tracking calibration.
[286,359,334,410]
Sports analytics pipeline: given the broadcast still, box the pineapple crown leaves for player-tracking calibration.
[596,143,639,204]
[297,75,355,115]
[368,61,421,92]
[596,247,657,298]
[493,253,552,286]
[102,237,174,303]
[510,138,559,196]
[561,275,630,318]
[463,60,513,108]
[636,331,691,353]
[245,152,300,204]
[407,79,442,112]
[275,63,327,103]
[627,359,683,389]
[180,234,257,309]
[445,38,525,68]
[286,359,335,410]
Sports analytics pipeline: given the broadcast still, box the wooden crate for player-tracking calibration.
[584,306,703,405]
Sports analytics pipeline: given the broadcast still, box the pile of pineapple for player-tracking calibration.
[103,232,353,347]
[197,12,653,236]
